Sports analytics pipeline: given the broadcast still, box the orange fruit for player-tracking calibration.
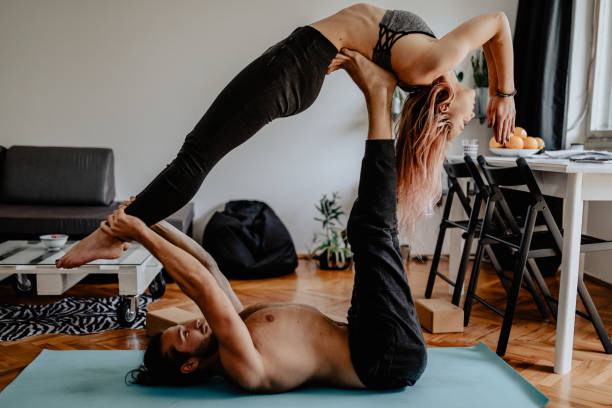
[535,137,545,149]
[489,137,503,148]
[514,127,527,139]
[523,137,538,149]
[506,135,524,149]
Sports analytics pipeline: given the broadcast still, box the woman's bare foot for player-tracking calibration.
[56,228,129,269]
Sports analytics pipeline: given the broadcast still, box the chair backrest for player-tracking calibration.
[476,155,562,245]
[443,160,473,216]
[443,160,472,179]
[463,155,488,193]
[515,157,545,197]
[477,156,527,188]
[465,155,515,233]
[477,156,544,202]
[515,157,564,247]
[476,155,532,235]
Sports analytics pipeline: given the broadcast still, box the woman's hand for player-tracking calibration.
[327,48,397,104]
[487,95,515,143]
[100,206,146,241]
[118,196,135,210]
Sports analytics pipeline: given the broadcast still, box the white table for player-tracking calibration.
[0,240,164,326]
[446,155,612,374]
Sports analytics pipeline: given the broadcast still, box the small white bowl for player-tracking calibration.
[489,148,541,157]
[40,234,69,250]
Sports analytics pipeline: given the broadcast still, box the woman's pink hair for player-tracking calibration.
[395,76,454,236]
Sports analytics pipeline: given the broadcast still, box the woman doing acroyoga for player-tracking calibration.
[57,3,515,269]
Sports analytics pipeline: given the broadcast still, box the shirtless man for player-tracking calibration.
[103,49,427,391]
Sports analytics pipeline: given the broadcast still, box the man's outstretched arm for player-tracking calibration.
[150,220,243,312]
[101,209,265,389]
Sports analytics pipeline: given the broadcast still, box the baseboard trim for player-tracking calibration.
[584,273,612,289]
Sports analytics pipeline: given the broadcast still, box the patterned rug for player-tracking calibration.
[0,294,154,341]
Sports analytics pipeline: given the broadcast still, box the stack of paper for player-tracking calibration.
[543,150,612,163]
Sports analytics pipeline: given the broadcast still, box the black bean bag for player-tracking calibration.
[202,200,298,279]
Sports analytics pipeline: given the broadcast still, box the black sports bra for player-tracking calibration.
[372,10,437,93]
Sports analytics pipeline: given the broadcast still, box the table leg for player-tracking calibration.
[555,173,583,374]
[117,258,162,296]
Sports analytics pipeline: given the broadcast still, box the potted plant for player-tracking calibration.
[310,192,353,270]
[471,48,489,124]
[391,87,405,121]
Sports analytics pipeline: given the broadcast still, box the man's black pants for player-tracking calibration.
[347,140,427,389]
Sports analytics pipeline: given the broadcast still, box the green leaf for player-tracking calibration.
[470,48,488,87]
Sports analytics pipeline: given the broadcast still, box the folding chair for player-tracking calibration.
[425,160,479,305]
[464,155,612,356]
[425,158,549,317]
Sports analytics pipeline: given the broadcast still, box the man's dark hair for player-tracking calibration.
[125,332,217,386]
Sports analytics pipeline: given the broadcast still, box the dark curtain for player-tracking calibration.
[513,0,574,150]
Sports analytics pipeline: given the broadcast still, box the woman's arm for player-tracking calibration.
[482,42,498,97]
[422,12,516,142]
[424,12,513,91]
[482,41,514,139]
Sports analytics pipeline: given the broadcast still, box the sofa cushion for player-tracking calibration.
[0,146,115,205]
[0,202,194,239]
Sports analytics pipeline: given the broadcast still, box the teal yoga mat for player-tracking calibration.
[0,342,548,407]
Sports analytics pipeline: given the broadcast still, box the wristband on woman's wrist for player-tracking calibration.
[495,88,517,97]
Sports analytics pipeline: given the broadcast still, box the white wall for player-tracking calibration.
[0,0,517,254]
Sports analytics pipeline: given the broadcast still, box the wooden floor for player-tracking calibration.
[0,258,610,407]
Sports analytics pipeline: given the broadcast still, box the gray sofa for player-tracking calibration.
[0,145,193,242]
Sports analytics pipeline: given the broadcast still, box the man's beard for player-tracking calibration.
[194,334,218,359]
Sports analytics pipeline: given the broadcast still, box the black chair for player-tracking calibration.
[464,155,612,356]
[425,160,478,305]
[425,159,549,317]
[462,155,552,318]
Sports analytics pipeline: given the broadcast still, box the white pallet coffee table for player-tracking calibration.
[0,240,165,326]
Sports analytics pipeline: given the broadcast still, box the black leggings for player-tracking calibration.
[125,26,338,225]
[347,140,427,389]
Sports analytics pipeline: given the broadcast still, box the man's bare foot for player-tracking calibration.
[56,228,129,269]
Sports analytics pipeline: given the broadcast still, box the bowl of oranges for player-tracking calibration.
[489,127,545,157]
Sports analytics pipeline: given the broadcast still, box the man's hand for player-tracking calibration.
[487,95,515,144]
[327,48,397,104]
[100,206,146,241]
